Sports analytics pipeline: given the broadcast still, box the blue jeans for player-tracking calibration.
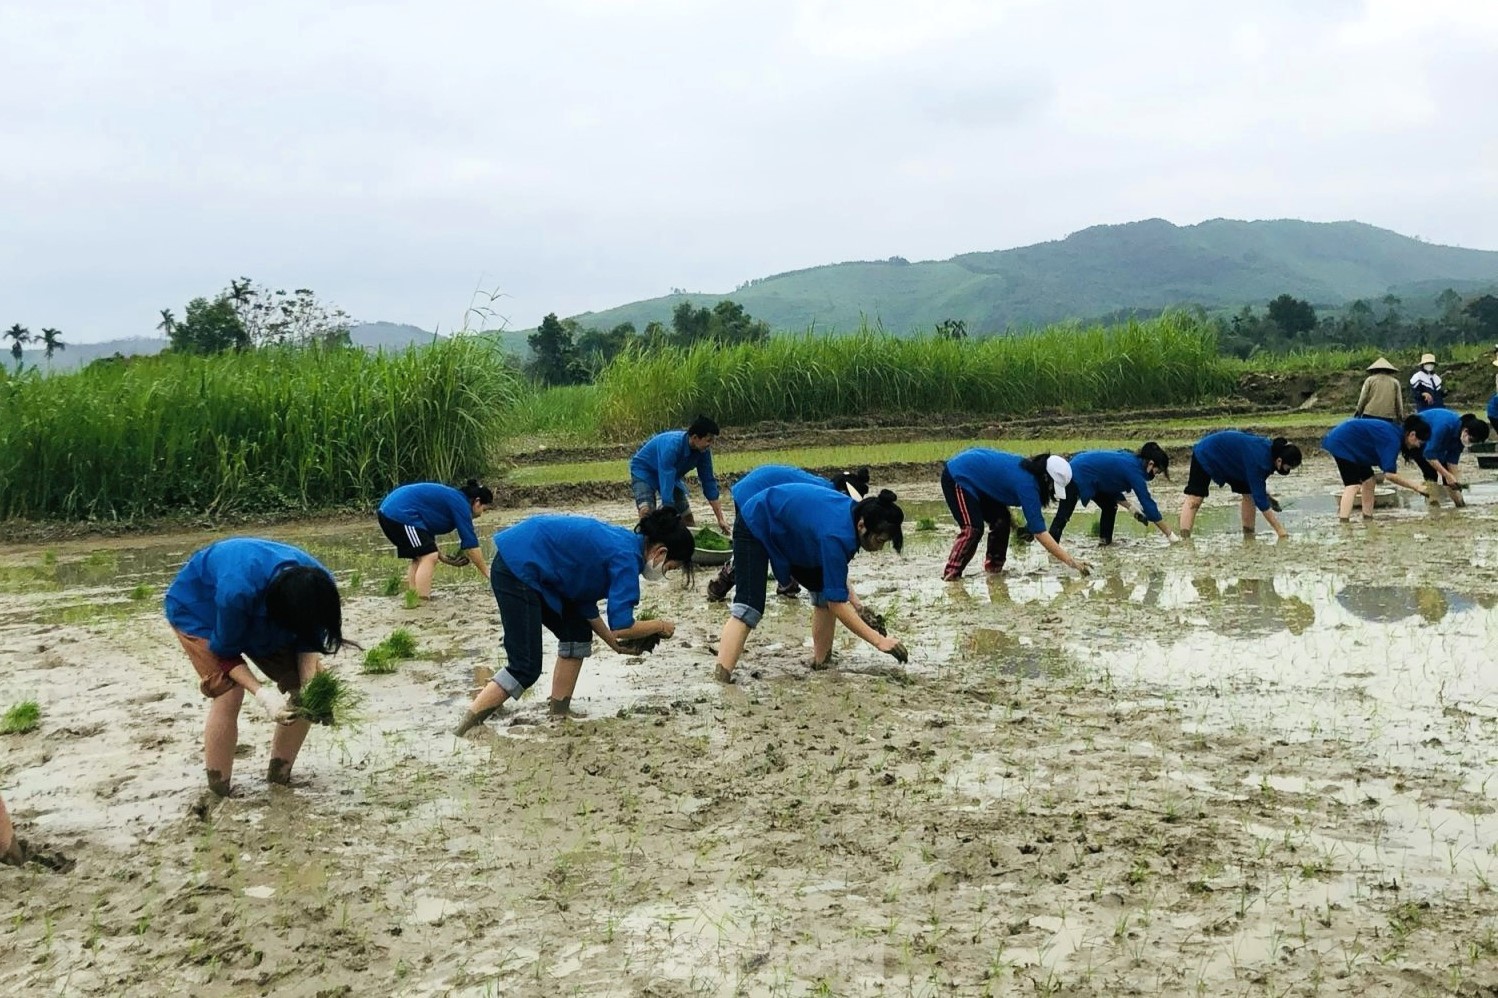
[490,550,594,698]
[630,477,689,516]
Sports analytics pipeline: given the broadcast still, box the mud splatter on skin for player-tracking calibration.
[2,471,1498,994]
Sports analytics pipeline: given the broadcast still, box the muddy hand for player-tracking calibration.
[856,605,888,636]
[618,632,663,656]
[1268,496,1283,513]
[438,550,469,567]
[878,637,909,664]
[1133,511,1148,525]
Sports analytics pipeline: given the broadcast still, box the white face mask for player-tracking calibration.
[1423,364,1436,373]
[641,559,666,582]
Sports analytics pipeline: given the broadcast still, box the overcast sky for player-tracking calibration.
[3,0,1496,343]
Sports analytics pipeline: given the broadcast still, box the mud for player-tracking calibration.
[3,471,1498,996]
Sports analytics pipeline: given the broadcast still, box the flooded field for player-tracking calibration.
[3,468,1498,996]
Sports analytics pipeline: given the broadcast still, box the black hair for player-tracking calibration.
[1461,413,1491,444]
[459,479,495,506]
[1270,438,1303,470]
[686,415,720,439]
[1137,441,1170,478]
[636,507,696,583]
[827,466,871,498]
[1403,415,1432,442]
[266,566,350,656]
[1019,452,1058,506]
[852,488,904,552]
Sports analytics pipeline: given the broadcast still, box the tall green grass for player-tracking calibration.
[1223,342,1493,374]
[0,340,522,519]
[594,314,1235,439]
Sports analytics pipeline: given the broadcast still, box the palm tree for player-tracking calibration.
[3,323,30,366]
[156,308,176,336]
[40,328,65,363]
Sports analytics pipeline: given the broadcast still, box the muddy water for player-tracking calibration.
[3,473,1498,996]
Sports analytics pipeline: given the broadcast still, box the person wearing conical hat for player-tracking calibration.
[1410,353,1447,412]
[1354,356,1410,424]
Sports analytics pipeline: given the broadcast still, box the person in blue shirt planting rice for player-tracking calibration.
[165,538,353,797]
[706,465,871,603]
[454,509,696,733]
[940,449,1091,580]
[1320,415,1432,521]
[1412,410,1489,507]
[629,415,731,533]
[377,479,495,599]
[1047,442,1178,546]
[1177,431,1302,539]
[713,486,909,683]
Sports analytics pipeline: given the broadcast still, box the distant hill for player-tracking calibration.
[567,219,1498,336]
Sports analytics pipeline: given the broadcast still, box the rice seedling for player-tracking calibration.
[384,628,418,658]
[295,671,364,727]
[403,589,421,609]
[381,573,404,597]
[693,527,730,551]
[363,628,419,674]
[2,699,41,734]
[915,517,937,531]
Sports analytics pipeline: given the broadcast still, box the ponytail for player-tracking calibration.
[852,489,904,552]
[1270,437,1303,470]
[1019,452,1057,506]
[459,479,495,506]
[828,466,872,499]
[636,507,696,582]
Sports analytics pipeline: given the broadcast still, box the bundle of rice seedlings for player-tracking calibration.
[295,671,365,727]
[693,527,730,551]
[362,646,398,675]
[384,628,418,658]
[2,700,40,735]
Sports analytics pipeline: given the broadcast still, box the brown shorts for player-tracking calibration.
[174,630,300,699]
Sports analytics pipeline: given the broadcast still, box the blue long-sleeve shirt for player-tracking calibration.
[1068,450,1163,523]
[493,515,644,631]
[164,538,333,660]
[629,430,721,502]
[1190,431,1277,512]
[730,465,832,508]
[1321,418,1405,472]
[945,448,1049,533]
[1421,408,1464,464]
[739,483,859,602]
[378,483,481,549]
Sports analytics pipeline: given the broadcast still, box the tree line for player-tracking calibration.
[159,278,352,355]
[2,325,66,367]
[1218,290,1498,359]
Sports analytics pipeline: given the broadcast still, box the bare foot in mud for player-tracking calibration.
[714,664,735,684]
[548,697,587,719]
[2,836,74,873]
[267,758,301,788]
[454,706,499,737]
[206,768,233,799]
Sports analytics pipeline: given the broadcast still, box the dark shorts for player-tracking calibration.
[1333,456,1374,487]
[379,511,438,559]
[1183,457,1252,499]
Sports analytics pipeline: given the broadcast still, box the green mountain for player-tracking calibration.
[568,219,1498,336]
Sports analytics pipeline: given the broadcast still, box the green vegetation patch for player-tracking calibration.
[693,527,730,551]
[2,700,40,735]
[363,628,419,675]
[295,671,364,726]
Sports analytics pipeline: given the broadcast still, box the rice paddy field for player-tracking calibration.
[3,460,1498,997]
[4,322,1498,995]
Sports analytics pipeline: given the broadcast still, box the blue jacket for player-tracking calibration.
[1422,408,1464,464]
[1321,419,1405,472]
[378,483,481,549]
[1190,431,1277,512]
[494,515,643,631]
[164,538,333,660]
[629,430,721,502]
[946,448,1048,533]
[739,484,859,602]
[1487,393,1498,427]
[731,465,833,508]
[1068,450,1163,523]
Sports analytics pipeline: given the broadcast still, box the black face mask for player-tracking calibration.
[1276,465,1292,476]
[1144,470,1157,481]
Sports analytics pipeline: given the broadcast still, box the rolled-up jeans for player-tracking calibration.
[490,549,594,699]
[630,477,690,517]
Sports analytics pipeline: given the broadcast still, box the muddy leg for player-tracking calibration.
[1239,495,1256,533]
[204,687,246,797]
[456,681,511,735]
[548,657,584,715]
[810,606,835,668]
[267,717,313,786]
[715,617,751,682]
[1178,495,1203,536]
[410,551,440,598]
[1338,485,1358,521]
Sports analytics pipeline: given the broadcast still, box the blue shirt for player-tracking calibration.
[739,484,859,602]
[1068,450,1162,523]
[1487,393,1498,426]
[946,448,1048,533]
[629,430,721,502]
[378,483,480,549]
[1422,408,1464,464]
[493,515,643,631]
[1190,431,1277,512]
[164,538,333,660]
[730,465,833,507]
[1321,419,1404,472]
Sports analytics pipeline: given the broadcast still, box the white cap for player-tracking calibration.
[1045,455,1073,491]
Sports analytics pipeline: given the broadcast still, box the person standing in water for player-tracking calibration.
[454,509,695,733]
[1177,432,1302,539]
[629,415,731,533]
[1414,410,1489,507]
[1410,353,1447,412]
[377,479,494,599]
[165,538,352,797]
[1321,415,1432,520]
[1354,357,1410,423]
[941,449,1090,579]
[714,486,909,682]
[1048,442,1177,545]
[706,465,871,602]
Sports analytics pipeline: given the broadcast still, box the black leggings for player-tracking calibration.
[1049,482,1122,543]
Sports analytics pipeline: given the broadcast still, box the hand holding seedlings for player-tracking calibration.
[856,605,888,636]
[254,687,295,725]
[617,632,664,656]
[878,637,909,663]
[438,549,470,568]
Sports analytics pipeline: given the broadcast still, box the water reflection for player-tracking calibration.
[1195,575,1316,636]
[1334,584,1476,624]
